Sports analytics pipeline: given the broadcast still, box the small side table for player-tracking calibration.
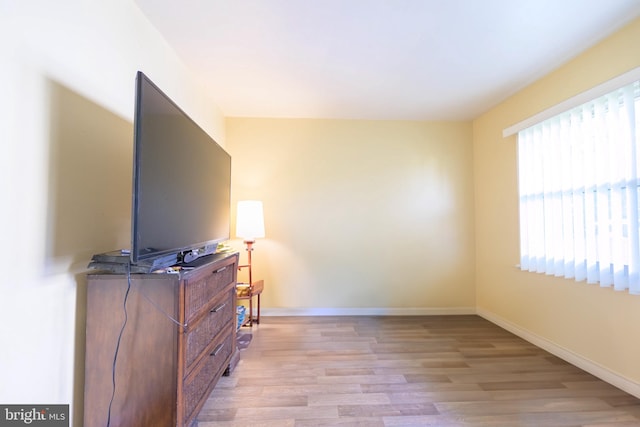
[237,279,264,326]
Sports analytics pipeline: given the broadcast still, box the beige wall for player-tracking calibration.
[0,1,225,424]
[473,17,640,389]
[226,118,476,313]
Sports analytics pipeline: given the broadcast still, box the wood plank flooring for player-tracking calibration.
[198,315,640,426]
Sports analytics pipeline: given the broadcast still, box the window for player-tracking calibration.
[517,80,640,295]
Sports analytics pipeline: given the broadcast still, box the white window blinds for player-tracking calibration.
[517,80,640,294]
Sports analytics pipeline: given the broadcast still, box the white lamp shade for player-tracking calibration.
[236,200,265,241]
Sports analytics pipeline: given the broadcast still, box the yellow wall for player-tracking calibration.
[227,118,476,313]
[0,1,225,424]
[473,17,640,387]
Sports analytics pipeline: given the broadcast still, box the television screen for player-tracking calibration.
[131,71,231,265]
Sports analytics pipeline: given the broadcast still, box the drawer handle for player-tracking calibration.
[214,266,227,274]
[211,303,226,313]
[210,343,224,357]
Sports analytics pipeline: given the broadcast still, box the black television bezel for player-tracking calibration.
[130,71,231,265]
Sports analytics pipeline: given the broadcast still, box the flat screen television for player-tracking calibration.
[131,71,231,266]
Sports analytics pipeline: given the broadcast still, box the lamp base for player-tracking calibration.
[238,240,256,285]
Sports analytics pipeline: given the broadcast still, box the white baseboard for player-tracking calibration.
[261,306,476,317]
[477,307,640,399]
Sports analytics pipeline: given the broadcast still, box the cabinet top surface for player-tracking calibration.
[88,251,239,279]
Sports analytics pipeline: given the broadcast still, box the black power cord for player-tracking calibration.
[106,263,132,427]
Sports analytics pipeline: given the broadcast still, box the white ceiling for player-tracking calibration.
[134,0,640,120]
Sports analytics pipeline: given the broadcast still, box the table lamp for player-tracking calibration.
[236,200,265,284]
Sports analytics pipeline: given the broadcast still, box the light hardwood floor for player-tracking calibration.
[198,315,640,426]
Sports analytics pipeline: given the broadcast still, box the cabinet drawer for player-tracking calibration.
[184,262,235,322]
[184,288,234,370]
[182,327,233,423]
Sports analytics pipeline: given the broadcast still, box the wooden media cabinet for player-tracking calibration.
[83,252,239,427]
